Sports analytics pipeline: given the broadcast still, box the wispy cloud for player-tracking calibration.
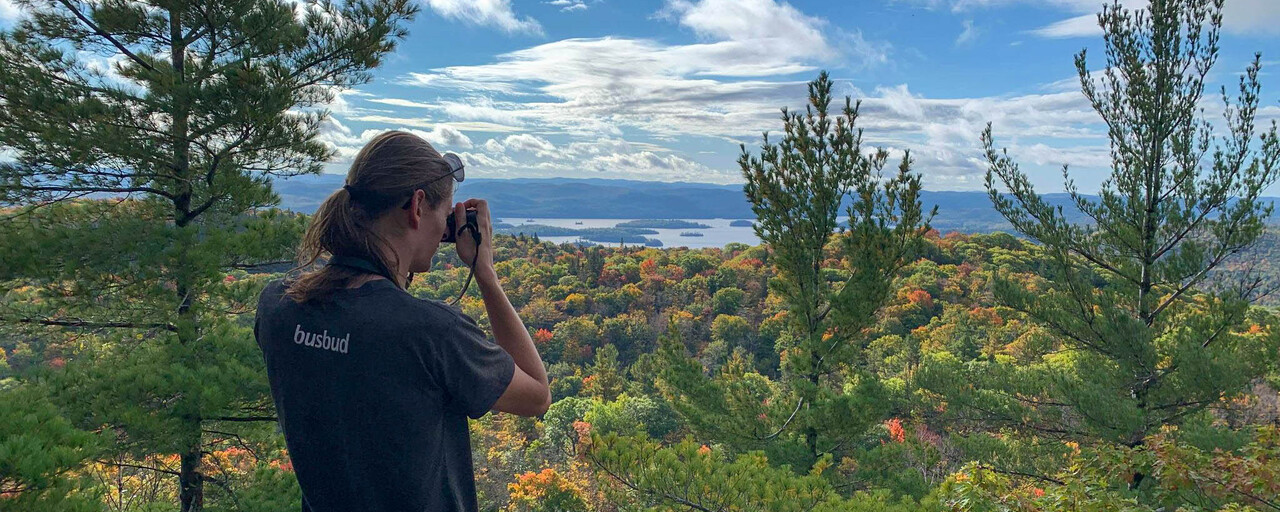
[546,0,593,12]
[955,19,979,45]
[1026,0,1280,38]
[422,0,543,36]
[903,0,1280,38]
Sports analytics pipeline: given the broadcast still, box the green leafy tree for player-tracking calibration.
[711,287,746,316]
[710,314,752,349]
[658,71,933,471]
[0,0,415,509]
[601,312,655,366]
[951,0,1279,489]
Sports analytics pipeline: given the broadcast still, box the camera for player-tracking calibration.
[443,209,479,243]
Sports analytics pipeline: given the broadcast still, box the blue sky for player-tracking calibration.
[3,0,1278,192]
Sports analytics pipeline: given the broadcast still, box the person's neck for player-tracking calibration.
[347,274,392,289]
[372,217,423,290]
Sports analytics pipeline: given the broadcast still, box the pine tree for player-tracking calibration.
[587,432,935,512]
[0,386,103,512]
[657,71,933,471]
[936,0,1279,489]
[0,0,416,509]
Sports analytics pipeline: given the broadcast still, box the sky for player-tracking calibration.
[2,0,1279,192]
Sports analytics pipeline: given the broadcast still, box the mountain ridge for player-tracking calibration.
[271,174,1279,233]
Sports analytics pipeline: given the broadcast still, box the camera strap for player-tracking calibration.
[451,223,482,305]
[327,254,397,284]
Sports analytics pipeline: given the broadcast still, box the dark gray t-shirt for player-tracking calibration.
[254,278,515,512]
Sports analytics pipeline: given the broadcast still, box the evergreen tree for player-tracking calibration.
[587,432,935,512]
[0,0,415,509]
[928,0,1279,490]
[0,386,103,512]
[584,344,624,401]
[657,71,933,471]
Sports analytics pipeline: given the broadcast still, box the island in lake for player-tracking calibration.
[729,219,753,227]
[679,231,704,237]
[614,219,711,229]
[495,224,663,247]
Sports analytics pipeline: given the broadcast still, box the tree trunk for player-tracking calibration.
[179,443,204,512]
[170,7,203,511]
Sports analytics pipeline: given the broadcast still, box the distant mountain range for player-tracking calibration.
[270,174,1279,234]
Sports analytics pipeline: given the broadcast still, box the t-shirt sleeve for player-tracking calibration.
[427,311,516,419]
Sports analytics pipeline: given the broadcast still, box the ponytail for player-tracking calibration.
[284,131,454,303]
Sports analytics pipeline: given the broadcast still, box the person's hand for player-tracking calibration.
[453,198,494,275]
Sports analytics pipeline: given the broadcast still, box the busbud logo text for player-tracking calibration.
[294,324,350,354]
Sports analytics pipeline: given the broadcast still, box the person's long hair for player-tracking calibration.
[285,131,455,303]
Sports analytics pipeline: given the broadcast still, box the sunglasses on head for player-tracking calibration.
[402,153,465,209]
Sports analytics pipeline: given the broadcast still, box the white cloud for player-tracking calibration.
[498,134,558,157]
[423,0,543,35]
[432,97,528,126]
[1026,0,1280,38]
[0,0,23,22]
[367,98,435,109]
[400,37,817,139]
[661,0,834,60]
[394,0,892,146]
[398,72,525,95]
[840,29,892,69]
[357,0,1277,188]
[314,121,474,167]
[1222,0,1280,36]
[547,0,593,12]
[875,84,926,120]
[385,29,1128,187]
[1028,13,1100,39]
[482,138,506,153]
[349,114,525,134]
[905,0,1280,38]
[327,75,1128,187]
[582,150,734,182]
[416,124,474,149]
[956,19,979,45]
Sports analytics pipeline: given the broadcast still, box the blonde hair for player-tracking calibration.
[285,131,455,303]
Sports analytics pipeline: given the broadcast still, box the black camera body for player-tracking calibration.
[443,209,479,244]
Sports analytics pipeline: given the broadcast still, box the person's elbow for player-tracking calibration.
[520,382,551,417]
[493,367,552,417]
[532,385,551,416]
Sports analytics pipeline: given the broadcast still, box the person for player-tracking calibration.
[253,131,550,512]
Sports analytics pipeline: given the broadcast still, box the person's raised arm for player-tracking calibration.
[454,199,550,416]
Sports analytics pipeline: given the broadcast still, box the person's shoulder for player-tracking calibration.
[256,278,290,309]
[403,295,467,324]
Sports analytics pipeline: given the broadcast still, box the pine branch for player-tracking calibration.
[752,398,803,441]
[585,450,717,512]
[976,464,1066,486]
[16,184,176,201]
[225,260,292,270]
[95,460,180,477]
[207,416,277,423]
[7,317,178,332]
[55,0,157,74]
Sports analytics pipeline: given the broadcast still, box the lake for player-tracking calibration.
[494,218,761,249]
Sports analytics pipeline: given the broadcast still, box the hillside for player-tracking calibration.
[270,175,1279,234]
